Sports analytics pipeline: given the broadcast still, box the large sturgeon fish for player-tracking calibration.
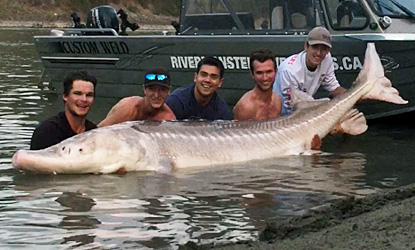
[12,43,407,174]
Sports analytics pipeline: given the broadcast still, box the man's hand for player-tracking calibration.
[330,86,347,98]
[311,134,322,150]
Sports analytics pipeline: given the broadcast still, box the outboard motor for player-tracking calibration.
[117,9,139,35]
[86,5,119,33]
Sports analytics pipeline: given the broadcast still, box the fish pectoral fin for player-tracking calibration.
[362,77,408,105]
[100,163,126,174]
[332,109,367,135]
[155,156,174,174]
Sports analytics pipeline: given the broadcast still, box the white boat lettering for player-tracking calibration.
[217,56,250,70]
[60,41,129,54]
[170,56,203,69]
[170,56,286,70]
[333,56,363,71]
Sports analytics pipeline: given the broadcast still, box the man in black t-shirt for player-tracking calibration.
[30,71,98,150]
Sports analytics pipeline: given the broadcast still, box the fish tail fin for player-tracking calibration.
[332,109,367,135]
[358,43,408,104]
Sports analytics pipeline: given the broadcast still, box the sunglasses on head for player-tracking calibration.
[145,74,169,82]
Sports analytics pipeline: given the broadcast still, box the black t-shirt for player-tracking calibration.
[30,111,96,150]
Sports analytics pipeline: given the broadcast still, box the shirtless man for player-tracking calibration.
[98,68,175,127]
[233,48,281,120]
[234,49,321,149]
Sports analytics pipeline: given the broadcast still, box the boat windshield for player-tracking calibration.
[323,0,369,30]
[180,0,318,34]
[368,0,415,18]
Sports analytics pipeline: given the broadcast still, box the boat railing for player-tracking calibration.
[62,28,119,36]
[180,12,255,34]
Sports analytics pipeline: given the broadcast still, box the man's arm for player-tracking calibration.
[155,104,176,121]
[322,54,345,95]
[274,70,298,116]
[98,97,138,127]
[330,86,347,97]
[165,95,185,120]
[216,99,233,120]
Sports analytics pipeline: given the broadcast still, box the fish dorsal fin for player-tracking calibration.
[332,109,367,135]
[291,87,330,111]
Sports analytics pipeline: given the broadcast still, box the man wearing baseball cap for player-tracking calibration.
[98,67,175,126]
[273,26,346,116]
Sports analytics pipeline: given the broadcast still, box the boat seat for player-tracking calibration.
[271,6,284,29]
[339,15,350,27]
[291,13,307,29]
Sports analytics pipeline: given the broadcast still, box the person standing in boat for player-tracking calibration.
[30,71,98,150]
[166,57,233,120]
[273,26,346,116]
[98,68,176,127]
[233,48,281,120]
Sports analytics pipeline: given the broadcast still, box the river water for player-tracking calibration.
[0,28,414,249]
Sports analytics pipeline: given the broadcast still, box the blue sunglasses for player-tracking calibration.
[145,74,169,81]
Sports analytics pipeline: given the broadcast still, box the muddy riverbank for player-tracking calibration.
[180,184,415,249]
